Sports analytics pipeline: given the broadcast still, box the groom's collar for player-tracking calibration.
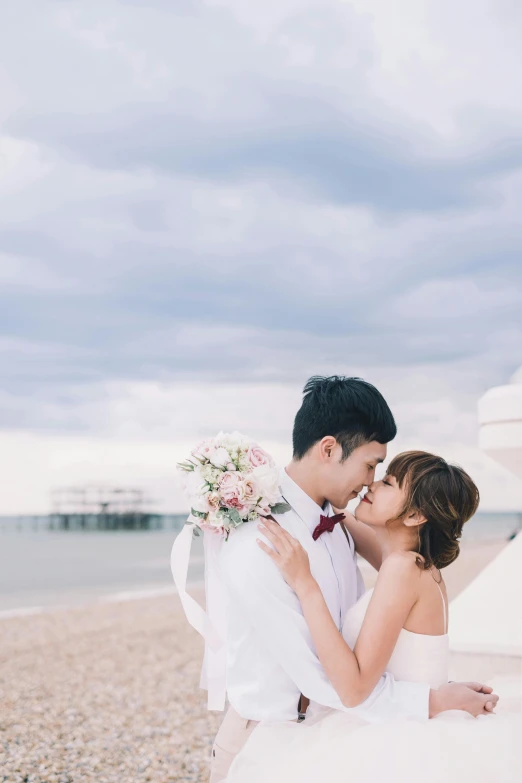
[279,469,332,534]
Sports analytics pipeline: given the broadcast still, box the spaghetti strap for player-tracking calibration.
[435,580,448,634]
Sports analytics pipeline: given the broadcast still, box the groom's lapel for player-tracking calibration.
[272,508,341,624]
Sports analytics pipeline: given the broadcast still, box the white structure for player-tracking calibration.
[477,365,522,480]
[449,531,522,655]
[450,367,522,657]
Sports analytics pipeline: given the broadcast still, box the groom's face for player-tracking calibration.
[325,440,387,509]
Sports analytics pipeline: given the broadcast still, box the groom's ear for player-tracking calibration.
[318,436,337,461]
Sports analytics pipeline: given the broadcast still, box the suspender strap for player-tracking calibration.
[297,518,354,722]
[339,520,355,556]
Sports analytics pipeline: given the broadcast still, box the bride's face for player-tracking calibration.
[353,473,405,528]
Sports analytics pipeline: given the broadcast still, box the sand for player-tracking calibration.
[0,594,220,783]
[1,539,519,783]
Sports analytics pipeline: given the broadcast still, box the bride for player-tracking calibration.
[227,450,521,782]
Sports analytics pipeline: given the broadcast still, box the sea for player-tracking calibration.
[0,512,520,615]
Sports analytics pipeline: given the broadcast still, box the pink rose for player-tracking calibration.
[233,478,259,515]
[207,492,221,511]
[238,477,259,507]
[219,474,254,517]
[219,472,242,504]
[248,445,272,468]
[227,497,250,515]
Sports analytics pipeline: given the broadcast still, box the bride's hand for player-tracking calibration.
[257,518,315,594]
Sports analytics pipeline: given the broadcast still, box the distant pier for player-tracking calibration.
[49,485,161,531]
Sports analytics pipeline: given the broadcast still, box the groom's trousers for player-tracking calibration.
[209,707,259,782]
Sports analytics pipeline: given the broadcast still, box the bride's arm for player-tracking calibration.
[333,508,382,571]
[257,519,420,708]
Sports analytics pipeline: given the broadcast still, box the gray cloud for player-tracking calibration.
[1,0,522,435]
[6,3,522,212]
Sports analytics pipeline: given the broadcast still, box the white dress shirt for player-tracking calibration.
[219,470,430,723]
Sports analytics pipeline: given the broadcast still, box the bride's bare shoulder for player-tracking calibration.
[371,552,422,610]
[377,551,422,582]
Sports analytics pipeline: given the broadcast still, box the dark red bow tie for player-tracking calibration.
[312,513,346,541]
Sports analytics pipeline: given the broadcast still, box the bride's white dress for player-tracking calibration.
[227,587,522,782]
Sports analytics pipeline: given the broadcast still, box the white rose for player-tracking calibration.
[191,495,210,514]
[191,440,213,461]
[209,447,230,469]
[252,464,281,506]
[215,431,234,447]
[182,467,207,498]
[216,431,249,450]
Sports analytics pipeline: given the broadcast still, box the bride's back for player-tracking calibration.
[403,557,448,636]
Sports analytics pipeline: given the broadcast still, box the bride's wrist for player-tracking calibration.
[294,576,319,600]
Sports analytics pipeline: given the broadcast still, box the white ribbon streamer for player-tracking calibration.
[170,523,227,711]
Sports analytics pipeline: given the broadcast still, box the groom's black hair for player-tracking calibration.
[292,376,397,461]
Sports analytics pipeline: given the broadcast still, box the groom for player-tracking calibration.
[210,376,498,782]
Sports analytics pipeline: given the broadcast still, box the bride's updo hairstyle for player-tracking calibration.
[386,451,480,570]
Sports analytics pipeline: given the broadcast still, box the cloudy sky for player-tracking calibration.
[1,0,522,513]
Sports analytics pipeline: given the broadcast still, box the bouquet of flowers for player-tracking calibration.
[177,431,291,539]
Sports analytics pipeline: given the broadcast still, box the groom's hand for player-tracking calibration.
[429,681,499,718]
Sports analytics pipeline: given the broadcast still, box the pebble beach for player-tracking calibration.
[0,590,220,783]
[1,539,520,783]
